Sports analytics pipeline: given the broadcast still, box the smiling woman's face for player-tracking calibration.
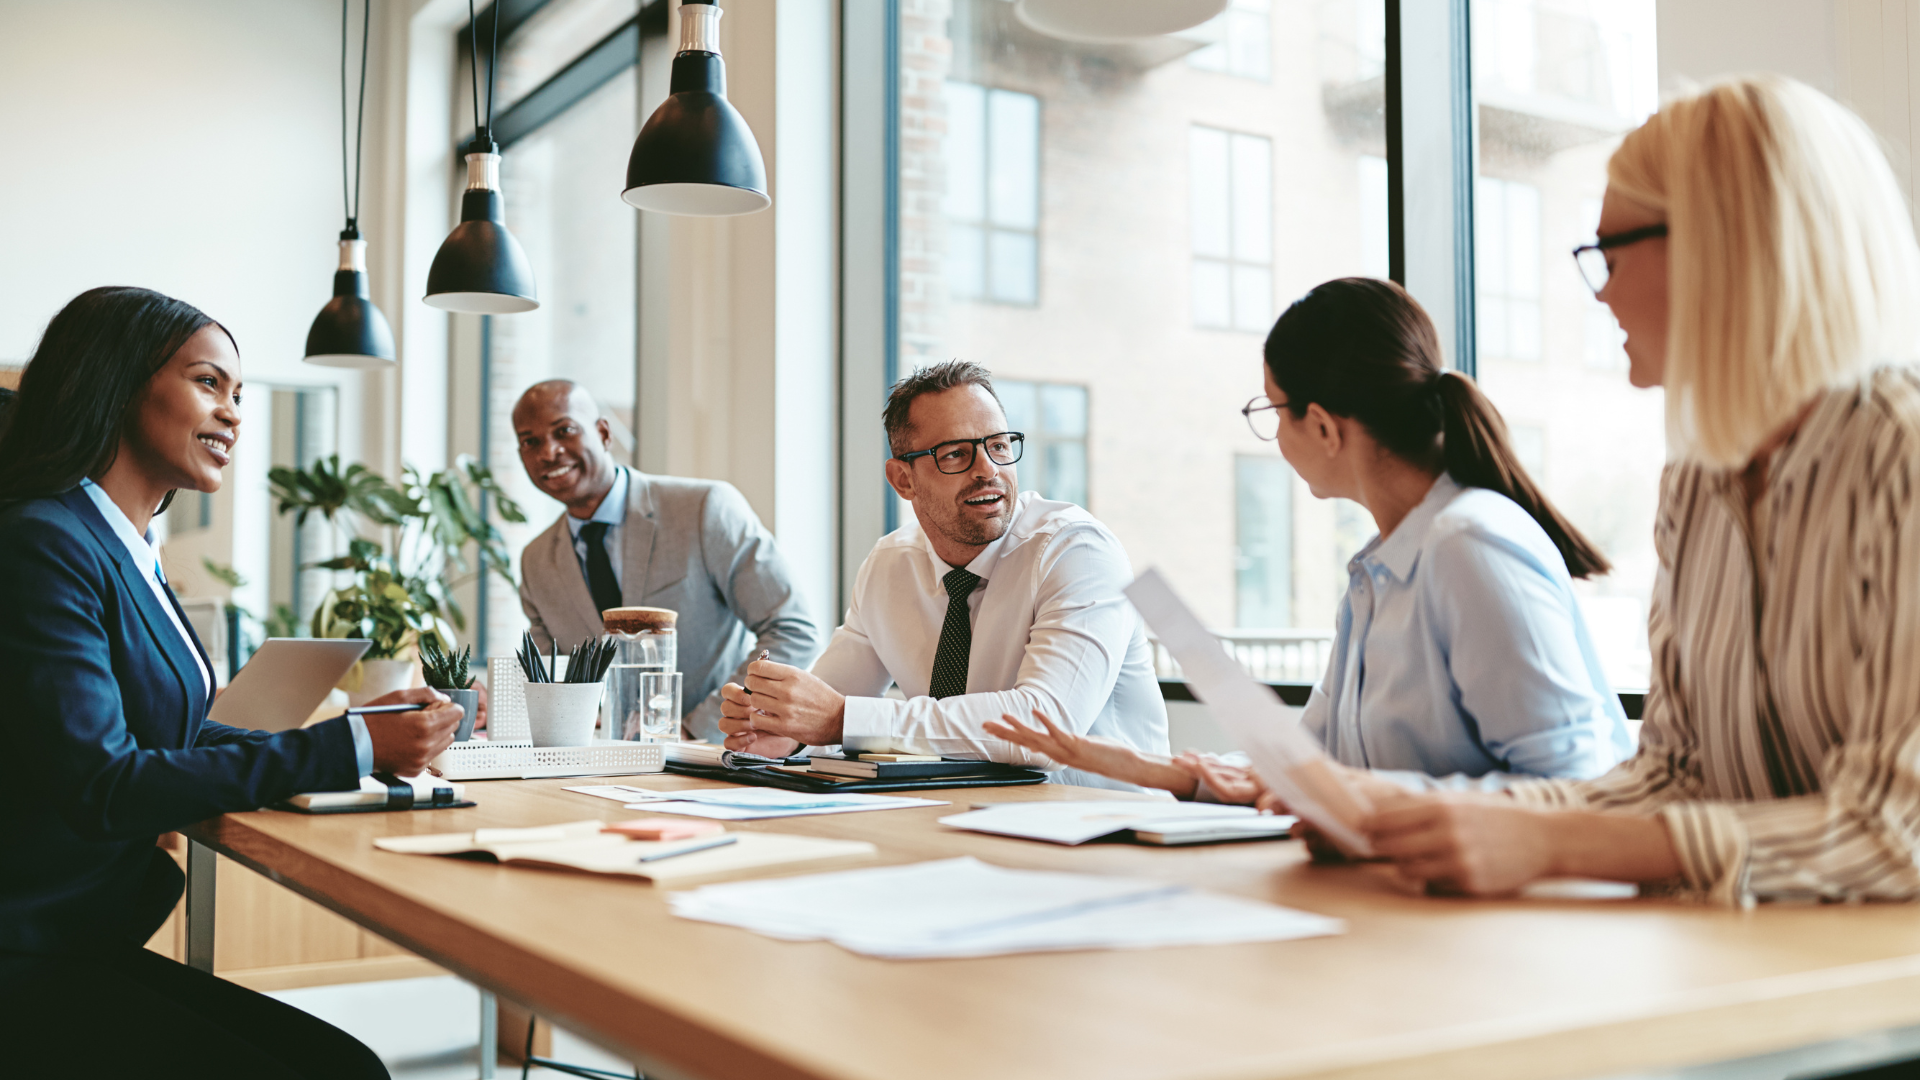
[123,325,242,494]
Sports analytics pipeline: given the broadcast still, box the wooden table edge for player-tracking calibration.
[183,814,832,1080]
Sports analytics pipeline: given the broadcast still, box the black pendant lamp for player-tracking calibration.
[306,0,397,368]
[425,0,538,314]
[620,0,770,216]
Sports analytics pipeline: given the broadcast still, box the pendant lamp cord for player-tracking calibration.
[339,0,371,234]
[466,0,499,146]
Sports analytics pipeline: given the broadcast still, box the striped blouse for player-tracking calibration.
[1509,366,1920,906]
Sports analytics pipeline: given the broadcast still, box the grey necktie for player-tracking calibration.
[928,567,981,699]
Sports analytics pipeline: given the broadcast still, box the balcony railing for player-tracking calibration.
[1151,629,1335,686]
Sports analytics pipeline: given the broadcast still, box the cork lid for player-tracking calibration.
[601,606,678,633]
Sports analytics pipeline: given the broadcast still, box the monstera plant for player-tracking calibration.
[270,454,526,659]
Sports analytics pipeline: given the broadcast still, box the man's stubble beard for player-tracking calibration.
[932,479,1018,549]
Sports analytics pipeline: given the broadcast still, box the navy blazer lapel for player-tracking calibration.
[59,488,204,727]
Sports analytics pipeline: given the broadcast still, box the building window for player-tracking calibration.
[1000,380,1088,507]
[1476,175,1541,361]
[1191,126,1272,333]
[1188,0,1272,82]
[944,82,1040,306]
[1235,455,1292,628]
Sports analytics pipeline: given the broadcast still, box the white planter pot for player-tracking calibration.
[344,658,419,707]
[523,682,606,748]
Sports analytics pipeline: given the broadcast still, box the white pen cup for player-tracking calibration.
[523,682,605,747]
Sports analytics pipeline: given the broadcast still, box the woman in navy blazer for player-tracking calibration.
[0,288,462,1079]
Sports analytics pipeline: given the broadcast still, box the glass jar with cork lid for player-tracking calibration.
[601,606,678,740]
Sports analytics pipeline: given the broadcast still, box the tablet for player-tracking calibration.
[208,639,372,733]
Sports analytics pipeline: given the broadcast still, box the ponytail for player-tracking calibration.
[1434,370,1610,578]
[1266,277,1612,579]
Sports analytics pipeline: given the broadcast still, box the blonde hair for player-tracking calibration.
[1608,75,1920,466]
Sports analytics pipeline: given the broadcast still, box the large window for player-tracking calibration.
[999,379,1088,507]
[1235,455,1291,628]
[943,82,1040,306]
[899,0,1384,642]
[1190,126,1274,333]
[1471,0,1660,687]
[1476,176,1542,362]
[1188,0,1273,82]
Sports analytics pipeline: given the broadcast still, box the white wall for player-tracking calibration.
[1657,0,1920,213]
[1657,0,1840,93]
[0,0,398,604]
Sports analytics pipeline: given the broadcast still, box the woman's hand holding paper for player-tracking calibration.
[1361,792,1559,895]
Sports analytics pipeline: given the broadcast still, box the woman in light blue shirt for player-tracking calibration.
[988,277,1631,792]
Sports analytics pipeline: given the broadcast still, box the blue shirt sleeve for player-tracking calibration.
[349,714,373,776]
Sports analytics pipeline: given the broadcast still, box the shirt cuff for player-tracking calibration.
[1657,801,1754,907]
[839,696,901,754]
[348,714,374,777]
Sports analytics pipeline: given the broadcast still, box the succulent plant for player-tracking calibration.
[419,636,475,691]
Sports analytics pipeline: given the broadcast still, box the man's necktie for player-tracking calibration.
[579,521,622,615]
[928,567,981,699]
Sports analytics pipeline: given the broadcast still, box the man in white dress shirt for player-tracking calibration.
[718,361,1168,789]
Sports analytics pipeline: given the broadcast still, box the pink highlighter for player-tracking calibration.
[601,818,727,842]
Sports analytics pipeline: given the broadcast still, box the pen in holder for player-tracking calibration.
[518,633,617,747]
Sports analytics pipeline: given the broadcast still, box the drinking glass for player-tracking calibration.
[637,671,682,742]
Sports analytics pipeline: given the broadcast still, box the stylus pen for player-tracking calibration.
[638,835,738,863]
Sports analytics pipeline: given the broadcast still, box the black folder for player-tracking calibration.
[662,759,1048,793]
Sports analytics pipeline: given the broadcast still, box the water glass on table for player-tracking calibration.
[636,671,682,741]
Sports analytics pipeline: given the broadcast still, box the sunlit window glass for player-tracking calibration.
[1471,0,1660,688]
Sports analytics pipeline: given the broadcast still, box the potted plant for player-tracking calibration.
[269,453,525,701]
[419,636,480,742]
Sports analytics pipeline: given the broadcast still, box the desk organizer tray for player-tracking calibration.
[428,658,667,780]
[431,739,663,780]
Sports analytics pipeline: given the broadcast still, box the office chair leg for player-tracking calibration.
[520,1016,641,1080]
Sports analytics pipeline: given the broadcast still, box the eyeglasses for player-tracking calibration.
[894,432,1025,474]
[1242,396,1282,441]
[1572,223,1668,294]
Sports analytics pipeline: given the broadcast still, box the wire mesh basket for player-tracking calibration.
[426,658,666,780]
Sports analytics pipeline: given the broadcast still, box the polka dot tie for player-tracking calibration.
[928,567,982,700]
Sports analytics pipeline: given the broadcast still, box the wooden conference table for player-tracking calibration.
[181,776,1920,1080]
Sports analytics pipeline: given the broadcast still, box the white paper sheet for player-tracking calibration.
[668,857,1344,959]
[939,800,1292,845]
[568,784,945,820]
[1125,569,1376,856]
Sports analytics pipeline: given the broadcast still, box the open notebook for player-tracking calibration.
[372,821,876,886]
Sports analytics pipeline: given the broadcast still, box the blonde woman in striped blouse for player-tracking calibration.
[1350,75,1920,906]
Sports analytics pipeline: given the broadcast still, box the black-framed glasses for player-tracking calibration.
[894,431,1025,474]
[1572,223,1668,294]
[1242,396,1282,441]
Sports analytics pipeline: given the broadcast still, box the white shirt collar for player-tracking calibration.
[79,478,163,578]
[567,467,629,537]
[1353,473,1458,583]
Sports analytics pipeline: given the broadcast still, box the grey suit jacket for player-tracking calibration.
[518,470,825,740]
